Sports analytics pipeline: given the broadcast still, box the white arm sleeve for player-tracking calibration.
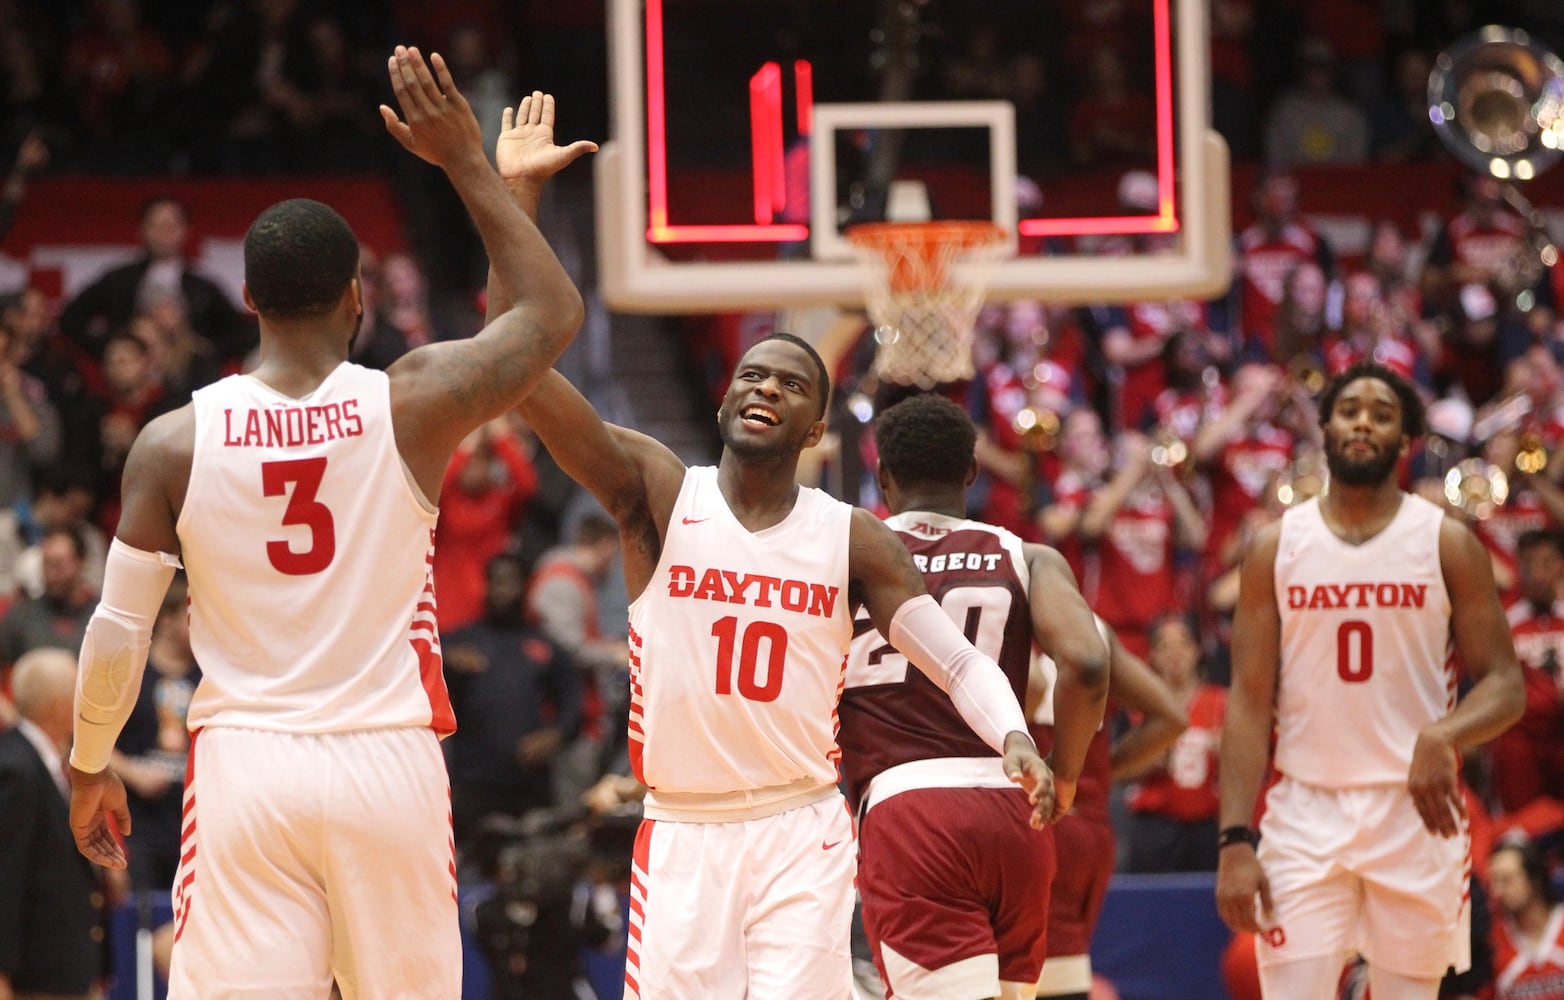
[888,594,1032,756]
[70,539,179,773]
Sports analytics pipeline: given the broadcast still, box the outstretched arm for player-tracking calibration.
[1408,516,1524,836]
[476,92,685,594]
[379,49,586,496]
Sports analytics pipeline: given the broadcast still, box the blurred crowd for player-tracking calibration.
[0,0,606,177]
[4,0,1564,996]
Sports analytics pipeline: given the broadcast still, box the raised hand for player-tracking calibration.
[379,46,484,170]
[495,91,599,188]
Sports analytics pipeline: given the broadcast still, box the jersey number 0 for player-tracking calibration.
[1336,620,1373,682]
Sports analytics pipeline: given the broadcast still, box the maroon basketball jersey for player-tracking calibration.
[839,512,1033,811]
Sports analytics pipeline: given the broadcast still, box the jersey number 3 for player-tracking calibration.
[263,457,336,575]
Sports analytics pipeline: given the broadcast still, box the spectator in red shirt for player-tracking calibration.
[82,331,170,534]
[1270,259,1330,376]
[526,514,628,808]
[1121,614,1228,873]
[1489,838,1564,1000]
[969,301,1084,541]
[1233,171,1333,358]
[1041,421,1207,657]
[1489,530,1564,819]
[432,413,537,632]
[1192,362,1316,585]
[1323,271,1423,384]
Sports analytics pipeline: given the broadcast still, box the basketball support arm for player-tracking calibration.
[70,539,178,773]
[889,594,1032,755]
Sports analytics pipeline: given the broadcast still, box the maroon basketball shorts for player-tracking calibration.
[1045,810,1116,958]
[858,785,1055,995]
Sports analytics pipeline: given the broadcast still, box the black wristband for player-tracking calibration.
[1217,825,1259,850]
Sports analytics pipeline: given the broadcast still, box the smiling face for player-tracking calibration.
[1322,376,1406,487]
[716,339,826,461]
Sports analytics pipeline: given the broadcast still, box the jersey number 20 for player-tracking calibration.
[263,457,336,575]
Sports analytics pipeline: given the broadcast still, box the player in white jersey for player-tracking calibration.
[1217,361,1524,1000]
[840,393,1109,1000]
[64,52,595,999]
[486,154,1062,1000]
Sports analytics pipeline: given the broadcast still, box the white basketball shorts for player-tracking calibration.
[167,726,459,1000]
[1255,776,1470,979]
[625,792,857,999]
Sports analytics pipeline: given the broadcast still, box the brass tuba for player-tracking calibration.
[1429,27,1564,301]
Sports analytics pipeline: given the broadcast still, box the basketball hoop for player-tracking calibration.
[846,221,1007,389]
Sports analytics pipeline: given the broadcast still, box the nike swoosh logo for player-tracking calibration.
[681,516,709,525]
[822,839,844,851]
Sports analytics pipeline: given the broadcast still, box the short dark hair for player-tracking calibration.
[42,524,87,561]
[1318,361,1425,439]
[754,332,831,419]
[874,392,976,489]
[1149,612,1200,645]
[572,513,618,546]
[1518,529,1564,559]
[243,199,360,319]
[485,551,528,581]
[1492,837,1561,908]
[139,195,188,225]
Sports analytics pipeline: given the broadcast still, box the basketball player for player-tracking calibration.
[1216,361,1525,1000]
[65,50,595,998]
[840,393,1110,1000]
[1032,615,1187,1000]
[488,138,1061,1000]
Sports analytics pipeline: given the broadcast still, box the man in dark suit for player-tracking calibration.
[59,195,255,368]
[0,648,104,1000]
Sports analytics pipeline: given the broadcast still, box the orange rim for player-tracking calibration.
[846,221,1007,293]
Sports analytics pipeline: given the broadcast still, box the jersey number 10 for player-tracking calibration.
[711,616,787,702]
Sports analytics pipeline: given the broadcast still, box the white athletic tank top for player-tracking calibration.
[1273,494,1453,787]
[627,466,853,796]
[179,364,453,735]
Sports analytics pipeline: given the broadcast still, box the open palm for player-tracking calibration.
[496,91,599,185]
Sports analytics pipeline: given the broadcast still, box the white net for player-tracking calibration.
[848,222,1007,389]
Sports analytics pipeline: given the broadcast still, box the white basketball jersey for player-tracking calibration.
[1273,495,1453,787]
[179,365,452,736]
[627,466,853,795]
